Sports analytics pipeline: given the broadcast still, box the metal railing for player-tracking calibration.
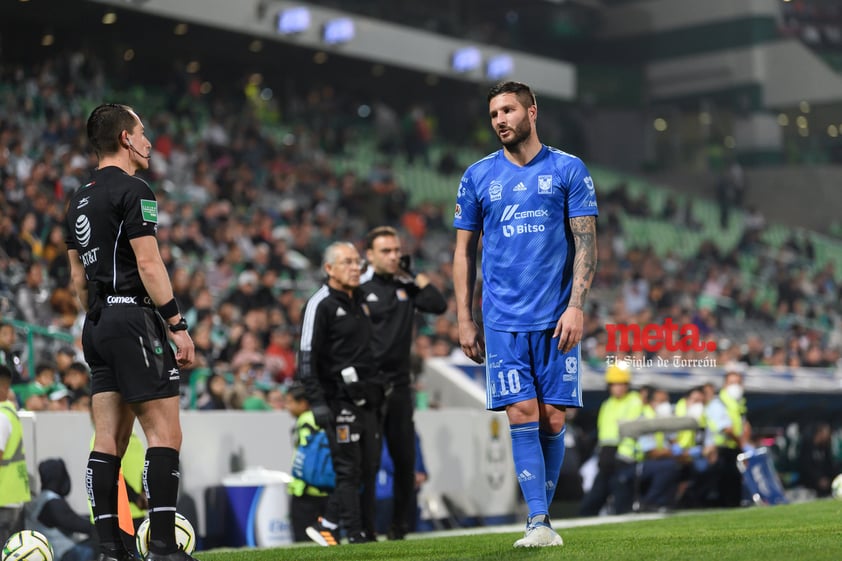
[0,318,74,373]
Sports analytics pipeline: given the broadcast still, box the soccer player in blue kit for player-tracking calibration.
[453,81,598,547]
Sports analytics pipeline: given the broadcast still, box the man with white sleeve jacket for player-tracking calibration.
[360,226,447,539]
[299,241,385,546]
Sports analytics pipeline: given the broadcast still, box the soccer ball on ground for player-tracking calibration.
[2,530,54,561]
[135,513,196,558]
[831,473,842,499]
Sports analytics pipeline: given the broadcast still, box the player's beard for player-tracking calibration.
[498,118,532,150]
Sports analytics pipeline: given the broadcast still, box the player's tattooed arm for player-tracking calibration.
[568,215,597,310]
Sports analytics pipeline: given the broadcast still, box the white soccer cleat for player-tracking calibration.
[513,516,564,548]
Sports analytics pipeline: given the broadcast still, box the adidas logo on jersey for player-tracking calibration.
[513,181,526,191]
[366,293,379,302]
[518,469,536,482]
[336,307,347,317]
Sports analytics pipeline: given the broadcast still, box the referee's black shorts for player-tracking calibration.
[82,302,181,403]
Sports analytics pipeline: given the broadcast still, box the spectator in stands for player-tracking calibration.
[197,373,230,411]
[14,261,52,327]
[16,363,57,411]
[16,211,43,262]
[0,324,25,384]
[265,327,296,384]
[47,385,72,411]
[54,347,78,381]
[61,362,91,406]
[225,269,261,313]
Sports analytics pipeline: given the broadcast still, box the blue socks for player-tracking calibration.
[540,426,566,506]
[510,422,547,518]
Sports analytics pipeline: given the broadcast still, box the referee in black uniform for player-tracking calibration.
[65,104,197,561]
[360,226,447,539]
[300,241,385,546]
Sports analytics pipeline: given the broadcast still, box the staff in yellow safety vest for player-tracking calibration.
[578,361,643,516]
[627,389,682,512]
[704,364,750,507]
[673,386,719,508]
[0,364,32,544]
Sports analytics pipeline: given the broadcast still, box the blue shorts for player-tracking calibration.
[484,328,583,411]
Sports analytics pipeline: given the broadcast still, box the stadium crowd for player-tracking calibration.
[2,48,842,420]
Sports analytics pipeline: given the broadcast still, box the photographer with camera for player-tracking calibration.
[360,226,446,540]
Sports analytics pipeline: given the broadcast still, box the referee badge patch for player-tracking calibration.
[396,288,408,301]
[140,199,158,223]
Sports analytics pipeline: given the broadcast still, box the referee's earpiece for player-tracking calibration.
[123,134,151,159]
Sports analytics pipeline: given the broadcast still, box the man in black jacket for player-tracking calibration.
[299,241,384,545]
[360,226,447,539]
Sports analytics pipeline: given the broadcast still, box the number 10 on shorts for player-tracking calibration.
[495,369,522,395]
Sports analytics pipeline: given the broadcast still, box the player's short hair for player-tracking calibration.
[487,81,537,109]
[86,103,138,158]
[365,226,399,249]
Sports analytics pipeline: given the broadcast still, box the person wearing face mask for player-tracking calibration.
[622,389,682,513]
[704,365,751,507]
[674,386,718,508]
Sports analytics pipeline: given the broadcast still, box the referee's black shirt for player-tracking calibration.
[359,271,447,385]
[64,166,158,301]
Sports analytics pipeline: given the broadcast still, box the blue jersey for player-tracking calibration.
[453,145,598,331]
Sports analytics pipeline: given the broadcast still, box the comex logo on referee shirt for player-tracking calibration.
[500,204,548,238]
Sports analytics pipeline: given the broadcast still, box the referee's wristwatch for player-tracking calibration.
[168,317,189,333]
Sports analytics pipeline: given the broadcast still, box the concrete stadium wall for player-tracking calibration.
[19,408,519,537]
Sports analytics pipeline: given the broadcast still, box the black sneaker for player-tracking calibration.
[305,517,339,547]
[145,550,199,561]
[347,531,373,544]
[97,550,137,561]
[388,525,408,540]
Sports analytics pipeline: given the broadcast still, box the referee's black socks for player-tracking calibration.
[144,446,181,554]
[87,451,122,551]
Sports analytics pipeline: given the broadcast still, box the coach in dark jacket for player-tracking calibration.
[298,241,384,545]
[360,226,446,539]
